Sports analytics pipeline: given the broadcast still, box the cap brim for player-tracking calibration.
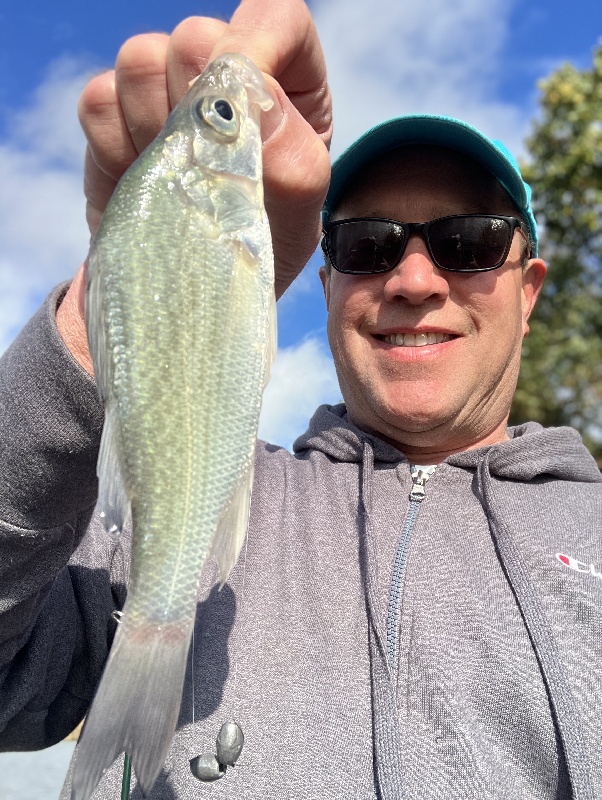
[324,115,537,254]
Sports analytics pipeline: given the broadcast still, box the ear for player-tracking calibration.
[521,258,547,336]
[319,265,331,310]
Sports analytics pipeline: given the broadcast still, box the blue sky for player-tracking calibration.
[0,0,599,446]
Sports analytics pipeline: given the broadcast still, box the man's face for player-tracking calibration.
[321,146,546,460]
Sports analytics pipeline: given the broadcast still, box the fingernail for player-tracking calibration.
[260,90,284,142]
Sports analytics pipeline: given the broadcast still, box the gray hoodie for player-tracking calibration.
[0,288,601,800]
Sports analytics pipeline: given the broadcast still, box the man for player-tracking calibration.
[0,3,600,799]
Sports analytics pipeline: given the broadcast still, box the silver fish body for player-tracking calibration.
[72,54,275,800]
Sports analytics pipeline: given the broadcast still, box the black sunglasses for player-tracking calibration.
[321,214,531,275]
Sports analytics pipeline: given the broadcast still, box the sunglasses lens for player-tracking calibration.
[428,216,511,271]
[327,220,406,273]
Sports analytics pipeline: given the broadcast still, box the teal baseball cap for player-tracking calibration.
[323,114,538,255]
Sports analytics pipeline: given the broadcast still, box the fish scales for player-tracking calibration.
[71,54,275,800]
[99,203,265,602]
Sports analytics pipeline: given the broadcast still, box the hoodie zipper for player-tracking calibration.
[386,465,436,674]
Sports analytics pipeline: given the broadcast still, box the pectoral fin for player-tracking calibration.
[263,287,277,388]
[96,403,130,534]
[86,249,131,534]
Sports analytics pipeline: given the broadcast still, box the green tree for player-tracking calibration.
[511,45,602,463]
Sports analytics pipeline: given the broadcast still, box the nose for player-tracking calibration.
[382,235,450,305]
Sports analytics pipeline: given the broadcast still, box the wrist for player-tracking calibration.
[55,265,94,376]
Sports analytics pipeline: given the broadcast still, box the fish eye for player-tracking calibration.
[196,96,239,140]
[214,99,233,121]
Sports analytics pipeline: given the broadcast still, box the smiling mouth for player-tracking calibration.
[377,332,456,347]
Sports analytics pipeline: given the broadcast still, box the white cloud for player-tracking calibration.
[0,58,92,353]
[8,59,92,170]
[312,0,529,159]
[258,337,341,449]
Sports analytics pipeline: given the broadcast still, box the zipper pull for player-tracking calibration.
[409,465,436,501]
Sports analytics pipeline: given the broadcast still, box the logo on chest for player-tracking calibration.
[556,552,602,581]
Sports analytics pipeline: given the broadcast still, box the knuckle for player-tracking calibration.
[78,71,116,125]
[169,16,227,68]
[265,135,330,205]
[116,32,169,79]
[172,15,226,37]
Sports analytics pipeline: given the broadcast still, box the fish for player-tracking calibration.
[71,53,275,800]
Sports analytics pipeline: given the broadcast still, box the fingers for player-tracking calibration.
[78,70,136,182]
[79,72,130,235]
[114,33,171,153]
[78,21,228,227]
[262,79,331,297]
[77,3,333,293]
[112,19,229,152]
[165,17,228,106]
[210,0,332,144]
[83,147,116,238]
[205,0,332,293]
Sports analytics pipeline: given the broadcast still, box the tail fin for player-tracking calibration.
[71,615,193,800]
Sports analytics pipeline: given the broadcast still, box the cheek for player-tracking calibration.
[326,278,372,335]
[326,296,358,368]
[326,284,375,389]
[450,269,524,331]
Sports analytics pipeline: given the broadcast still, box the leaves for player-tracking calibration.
[510,45,602,462]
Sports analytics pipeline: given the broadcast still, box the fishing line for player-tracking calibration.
[189,535,250,783]
[191,625,195,727]
[231,530,251,699]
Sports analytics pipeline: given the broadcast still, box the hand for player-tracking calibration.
[57,0,332,372]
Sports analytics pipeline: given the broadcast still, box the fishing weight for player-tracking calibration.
[190,721,244,782]
[190,753,225,782]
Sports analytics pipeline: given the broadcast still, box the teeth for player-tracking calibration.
[382,332,452,347]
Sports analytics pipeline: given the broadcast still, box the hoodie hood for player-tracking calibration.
[293,403,405,464]
[450,422,602,482]
[295,404,602,484]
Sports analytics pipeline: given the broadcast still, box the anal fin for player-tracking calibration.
[210,459,254,587]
